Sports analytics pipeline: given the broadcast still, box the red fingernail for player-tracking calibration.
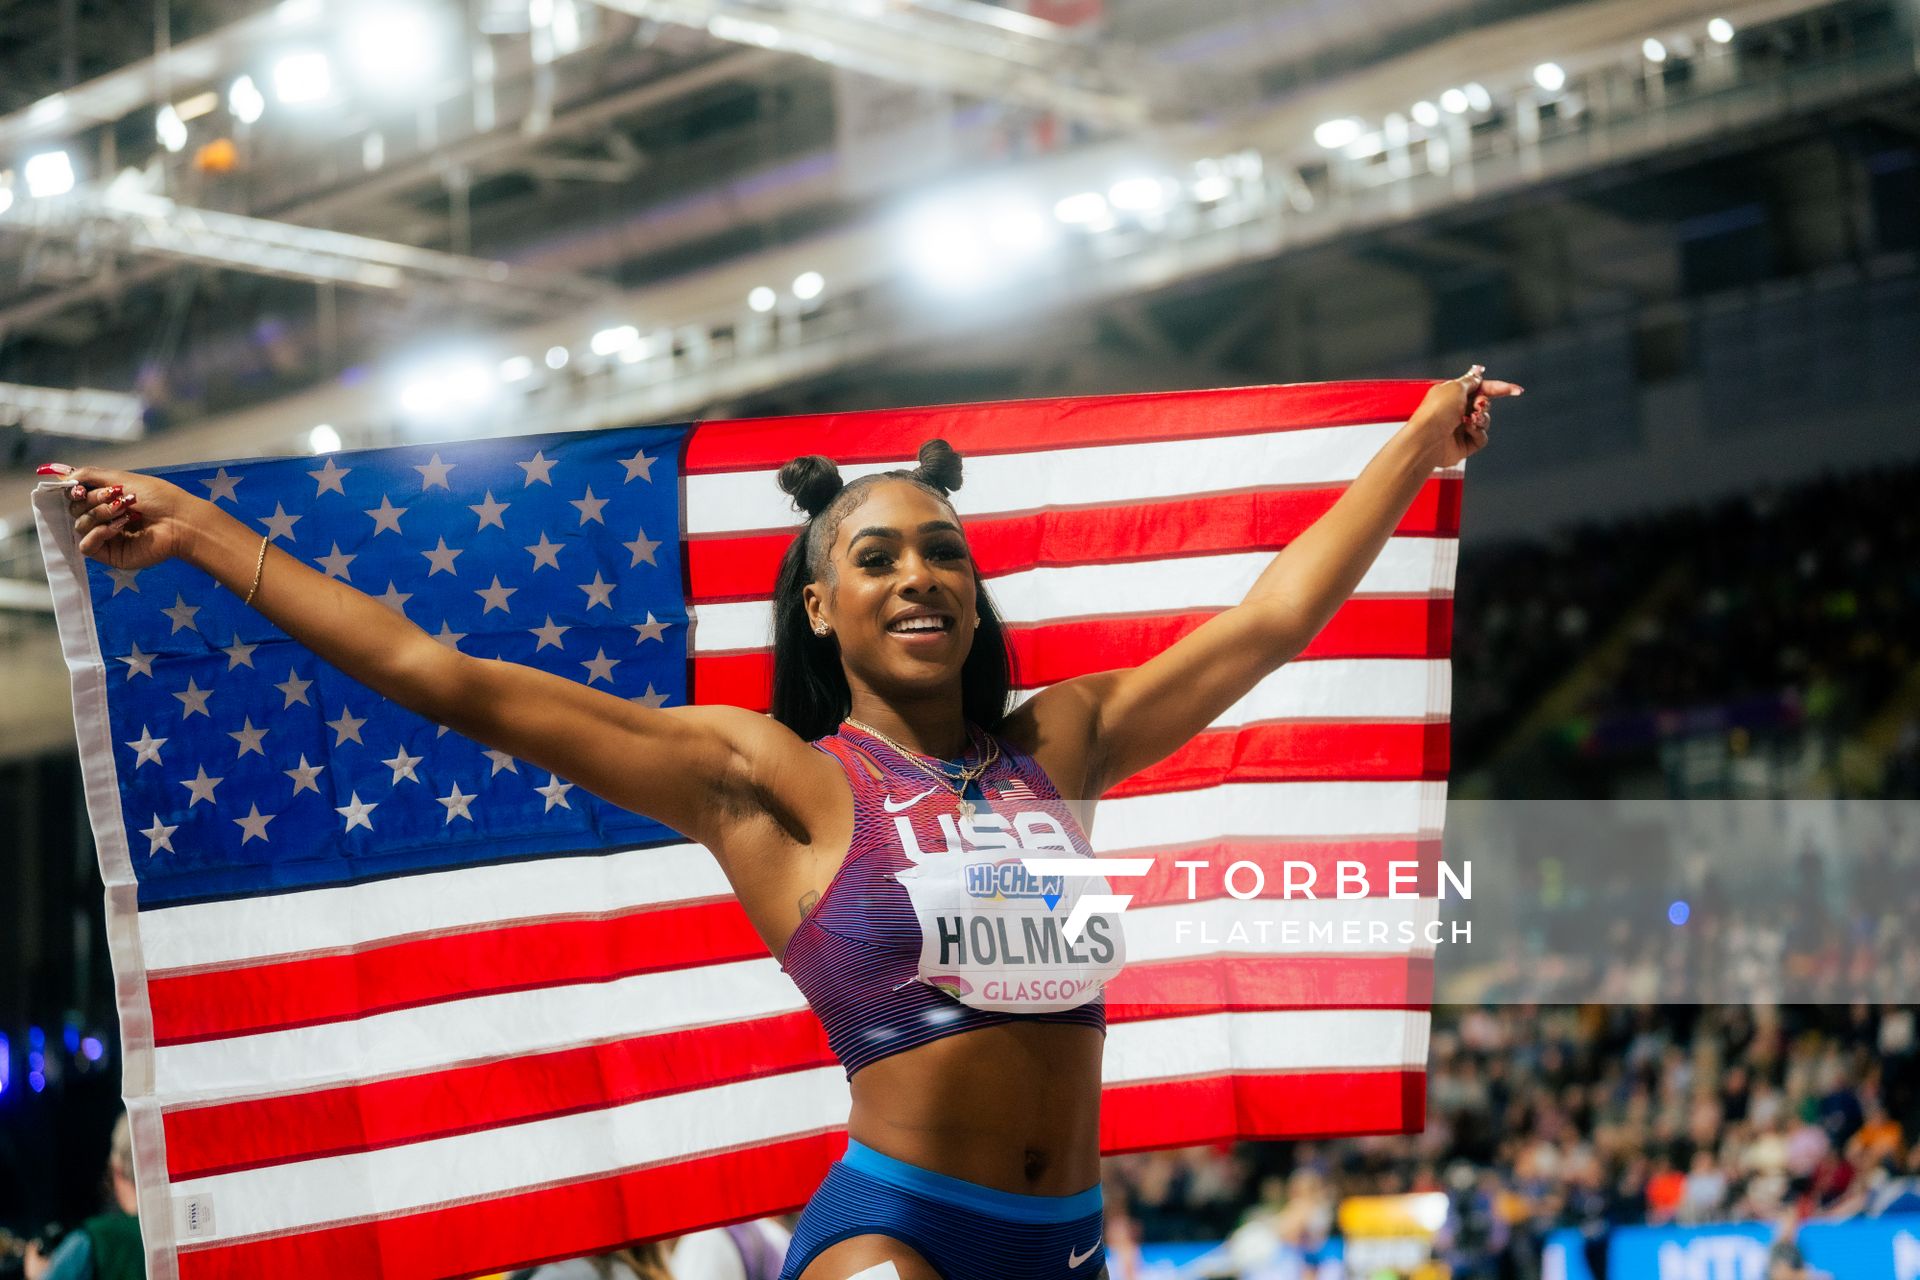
[71,483,87,499]
[108,485,124,498]
[114,496,135,512]
[37,463,73,476]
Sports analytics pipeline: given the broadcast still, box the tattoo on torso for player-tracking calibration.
[797,889,820,923]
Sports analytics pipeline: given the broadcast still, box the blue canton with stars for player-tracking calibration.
[90,425,693,908]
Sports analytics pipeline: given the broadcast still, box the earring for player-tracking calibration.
[813,621,830,636]
[973,617,981,628]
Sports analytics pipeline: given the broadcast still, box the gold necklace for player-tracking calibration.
[843,717,1000,818]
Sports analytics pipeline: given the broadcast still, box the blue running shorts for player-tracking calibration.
[779,1139,1106,1280]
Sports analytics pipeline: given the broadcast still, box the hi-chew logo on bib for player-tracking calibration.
[892,808,1128,1013]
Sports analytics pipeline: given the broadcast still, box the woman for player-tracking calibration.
[49,367,1518,1280]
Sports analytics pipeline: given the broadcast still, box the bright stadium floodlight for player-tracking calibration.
[1053,191,1111,229]
[499,356,534,383]
[176,91,219,121]
[1708,17,1734,43]
[229,74,266,124]
[1314,118,1363,149]
[792,271,824,302]
[1643,37,1667,63]
[1533,62,1567,92]
[24,151,75,199]
[545,345,570,370]
[156,104,189,153]
[309,423,342,453]
[347,5,446,91]
[905,210,988,293]
[1464,82,1491,112]
[398,356,494,418]
[272,50,333,105]
[747,286,776,313]
[1107,177,1169,213]
[591,325,639,356]
[1439,87,1469,114]
[984,202,1054,254]
[1411,100,1439,127]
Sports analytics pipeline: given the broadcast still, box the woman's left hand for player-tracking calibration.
[1409,364,1524,467]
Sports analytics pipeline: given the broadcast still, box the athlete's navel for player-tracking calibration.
[1022,1147,1048,1182]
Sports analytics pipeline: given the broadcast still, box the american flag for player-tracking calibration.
[35,383,1450,1280]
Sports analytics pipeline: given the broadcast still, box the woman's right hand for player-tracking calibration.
[42,464,200,570]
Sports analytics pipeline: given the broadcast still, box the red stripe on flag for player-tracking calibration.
[1104,956,1433,1020]
[147,899,760,1046]
[1110,720,1449,793]
[685,383,1432,473]
[174,1071,1423,1280]
[692,598,1453,709]
[1101,1067,1426,1153]
[687,479,1462,603]
[162,1011,836,1182]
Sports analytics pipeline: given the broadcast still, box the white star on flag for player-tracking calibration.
[181,766,223,807]
[632,683,670,709]
[375,583,413,613]
[162,594,201,634]
[432,622,467,649]
[482,749,518,776]
[475,576,518,614]
[617,448,656,483]
[228,718,270,758]
[383,747,424,785]
[517,450,557,486]
[259,503,302,542]
[581,649,620,685]
[309,457,351,495]
[125,726,167,767]
[535,774,575,812]
[633,613,669,644]
[326,707,368,745]
[529,616,570,650]
[284,755,325,796]
[315,543,357,580]
[623,528,660,567]
[524,532,563,571]
[570,487,608,525]
[174,678,213,718]
[222,639,258,670]
[578,572,615,609]
[107,566,140,595]
[234,804,275,845]
[336,793,378,833]
[140,815,178,856]
[422,537,463,576]
[469,491,510,530]
[119,643,156,679]
[437,782,477,824]
[275,669,313,707]
[415,454,455,490]
[364,495,407,535]
[201,467,242,502]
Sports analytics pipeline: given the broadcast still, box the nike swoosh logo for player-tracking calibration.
[882,786,937,813]
[1067,1242,1099,1269]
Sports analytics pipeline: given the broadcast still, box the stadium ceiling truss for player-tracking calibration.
[0,187,616,318]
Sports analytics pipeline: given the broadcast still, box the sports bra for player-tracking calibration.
[778,720,1124,1079]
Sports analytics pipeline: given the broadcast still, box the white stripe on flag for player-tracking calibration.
[683,422,1408,536]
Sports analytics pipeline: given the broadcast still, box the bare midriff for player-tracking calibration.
[844,1019,1105,1196]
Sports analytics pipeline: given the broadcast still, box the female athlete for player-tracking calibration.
[50,367,1518,1280]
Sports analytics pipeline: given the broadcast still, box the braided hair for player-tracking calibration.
[769,438,1014,742]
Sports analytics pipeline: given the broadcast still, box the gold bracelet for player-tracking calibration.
[242,533,269,606]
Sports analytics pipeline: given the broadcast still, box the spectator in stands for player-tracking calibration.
[22,1112,140,1280]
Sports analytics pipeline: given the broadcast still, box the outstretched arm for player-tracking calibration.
[52,464,783,851]
[1022,368,1521,798]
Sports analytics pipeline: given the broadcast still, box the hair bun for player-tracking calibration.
[777,454,845,518]
[910,438,963,496]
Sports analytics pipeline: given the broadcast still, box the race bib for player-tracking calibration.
[892,807,1127,1014]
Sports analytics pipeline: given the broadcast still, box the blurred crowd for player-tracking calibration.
[1453,459,1920,796]
[1102,1003,1920,1278]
